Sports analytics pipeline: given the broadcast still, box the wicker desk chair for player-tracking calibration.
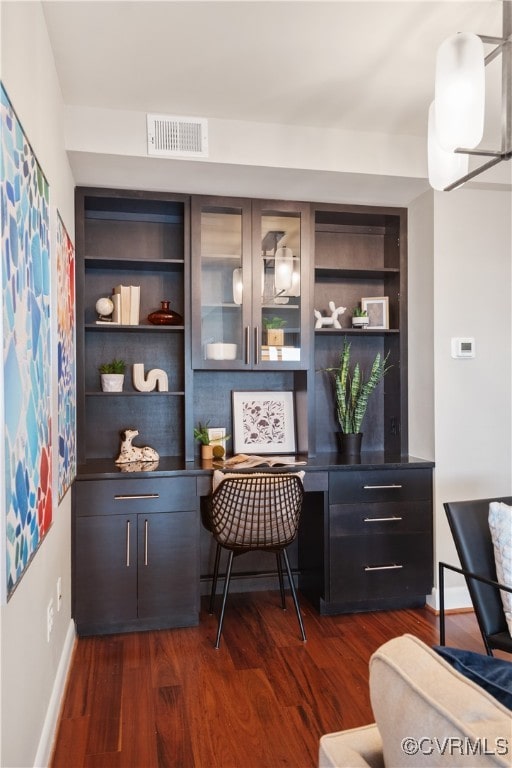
[206,471,306,649]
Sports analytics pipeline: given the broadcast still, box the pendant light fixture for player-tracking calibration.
[428,1,511,191]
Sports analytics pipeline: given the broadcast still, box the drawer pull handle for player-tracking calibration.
[126,520,131,567]
[364,516,403,523]
[364,564,403,571]
[114,494,160,500]
[363,484,403,490]
[144,519,149,566]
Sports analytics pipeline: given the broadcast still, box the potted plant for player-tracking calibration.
[351,306,369,329]
[325,339,390,455]
[99,359,126,392]
[194,421,214,460]
[263,316,287,346]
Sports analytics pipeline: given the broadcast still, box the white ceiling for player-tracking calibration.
[41,0,507,202]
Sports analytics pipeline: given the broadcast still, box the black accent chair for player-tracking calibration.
[205,472,306,649]
[440,497,512,656]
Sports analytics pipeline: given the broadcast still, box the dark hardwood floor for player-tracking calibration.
[50,592,495,768]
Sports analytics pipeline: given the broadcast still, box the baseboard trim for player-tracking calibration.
[34,620,76,768]
[426,585,472,613]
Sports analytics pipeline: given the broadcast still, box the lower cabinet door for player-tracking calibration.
[137,511,199,625]
[74,514,139,629]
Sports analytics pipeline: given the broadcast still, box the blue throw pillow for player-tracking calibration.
[434,645,512,710]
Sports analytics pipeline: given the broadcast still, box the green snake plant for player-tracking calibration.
[326,339,391,434]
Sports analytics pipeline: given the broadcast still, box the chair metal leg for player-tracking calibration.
[209,543,222,615]
[439,561,446,646]
[276,552,286,609]
[215,550,234,649]
[281,548,306,642]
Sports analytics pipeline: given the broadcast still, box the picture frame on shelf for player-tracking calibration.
[361,296,389,329]
[232,390,296,454]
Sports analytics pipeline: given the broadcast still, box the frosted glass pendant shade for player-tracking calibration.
[428,102,469,190]
[435,32,485,151]
[274,246,293,292]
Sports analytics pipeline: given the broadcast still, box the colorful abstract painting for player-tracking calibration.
[57,212,76,500]
[1,84,52,597]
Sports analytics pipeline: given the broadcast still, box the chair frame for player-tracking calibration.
[440,498,512,656]
[206,473,306,649]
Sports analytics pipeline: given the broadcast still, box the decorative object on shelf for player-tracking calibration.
[427,1,511,191]
[324,338,390,455]
[194,421,214,460]
[99,359,126,392]
[132,363,169,392]
[117,459,160,473]
[207,427,230,459]
[232,390,296,454]
[113,284,140,325]
[95,296,115,323]
[314,301,347,330]
[351,306,369,329]
[205,342,237,360]
[114,428,159,464]
[263,316,287,346]
[361,297,389,329]
[147,300,183,326]
[232,268,243,305]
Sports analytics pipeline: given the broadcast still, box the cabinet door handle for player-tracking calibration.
[114,494,160,500]
[126,520,131,567]
[144,519,149,566]
[364,564,403,571]
[254,326,260,365]
[364,516,403,522]
[245,326,250,365]
[363,484,403,490]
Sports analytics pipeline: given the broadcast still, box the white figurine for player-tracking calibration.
[314,301,347,329]
[115,428,159,464]
[132,363,169,392]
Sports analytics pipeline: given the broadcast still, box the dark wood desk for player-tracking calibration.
[72,453,434,635]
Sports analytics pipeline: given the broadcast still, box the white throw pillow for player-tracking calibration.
[488,502,512,636]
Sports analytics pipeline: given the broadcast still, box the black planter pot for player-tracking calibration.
[338,432,363,456]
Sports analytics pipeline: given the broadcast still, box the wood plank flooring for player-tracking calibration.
[50,592,494,768]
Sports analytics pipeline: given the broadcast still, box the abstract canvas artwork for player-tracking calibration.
[56,212,76,500]
[1,84,52,597]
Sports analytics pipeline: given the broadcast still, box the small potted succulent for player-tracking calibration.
[194,421,214,460]
[99,359,126,392]
[263,316,287,346]
[351,307,369,329]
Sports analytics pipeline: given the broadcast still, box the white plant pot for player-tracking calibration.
[351,316,369,329]
[101,373,124,392]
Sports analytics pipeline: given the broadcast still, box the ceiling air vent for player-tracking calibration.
[147,114,208,158]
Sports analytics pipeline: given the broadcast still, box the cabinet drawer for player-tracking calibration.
[330,501,431,535]
[74,477,197,515]
[329,532,433,603]
[329,469,432,504]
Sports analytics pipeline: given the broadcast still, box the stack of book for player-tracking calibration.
[260,345,301,362]
[112,285,140,325]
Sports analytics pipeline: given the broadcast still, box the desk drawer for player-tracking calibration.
[329,532,433,603]
[329,469,432,504]
[74,477,197,516]
[330,501,431,535]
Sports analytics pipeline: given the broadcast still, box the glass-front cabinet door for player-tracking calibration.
[191,196,309,369]
[252,200,309,369]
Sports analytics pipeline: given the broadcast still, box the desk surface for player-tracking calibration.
[76,452,434,481]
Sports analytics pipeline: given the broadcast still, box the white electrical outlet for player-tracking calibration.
[47,598,54,642]
[56,577,62,611]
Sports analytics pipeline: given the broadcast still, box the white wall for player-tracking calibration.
[1,3,76,766]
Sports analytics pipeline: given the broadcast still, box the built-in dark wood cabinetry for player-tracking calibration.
[311,204,407,456]
[72,188,432,636]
